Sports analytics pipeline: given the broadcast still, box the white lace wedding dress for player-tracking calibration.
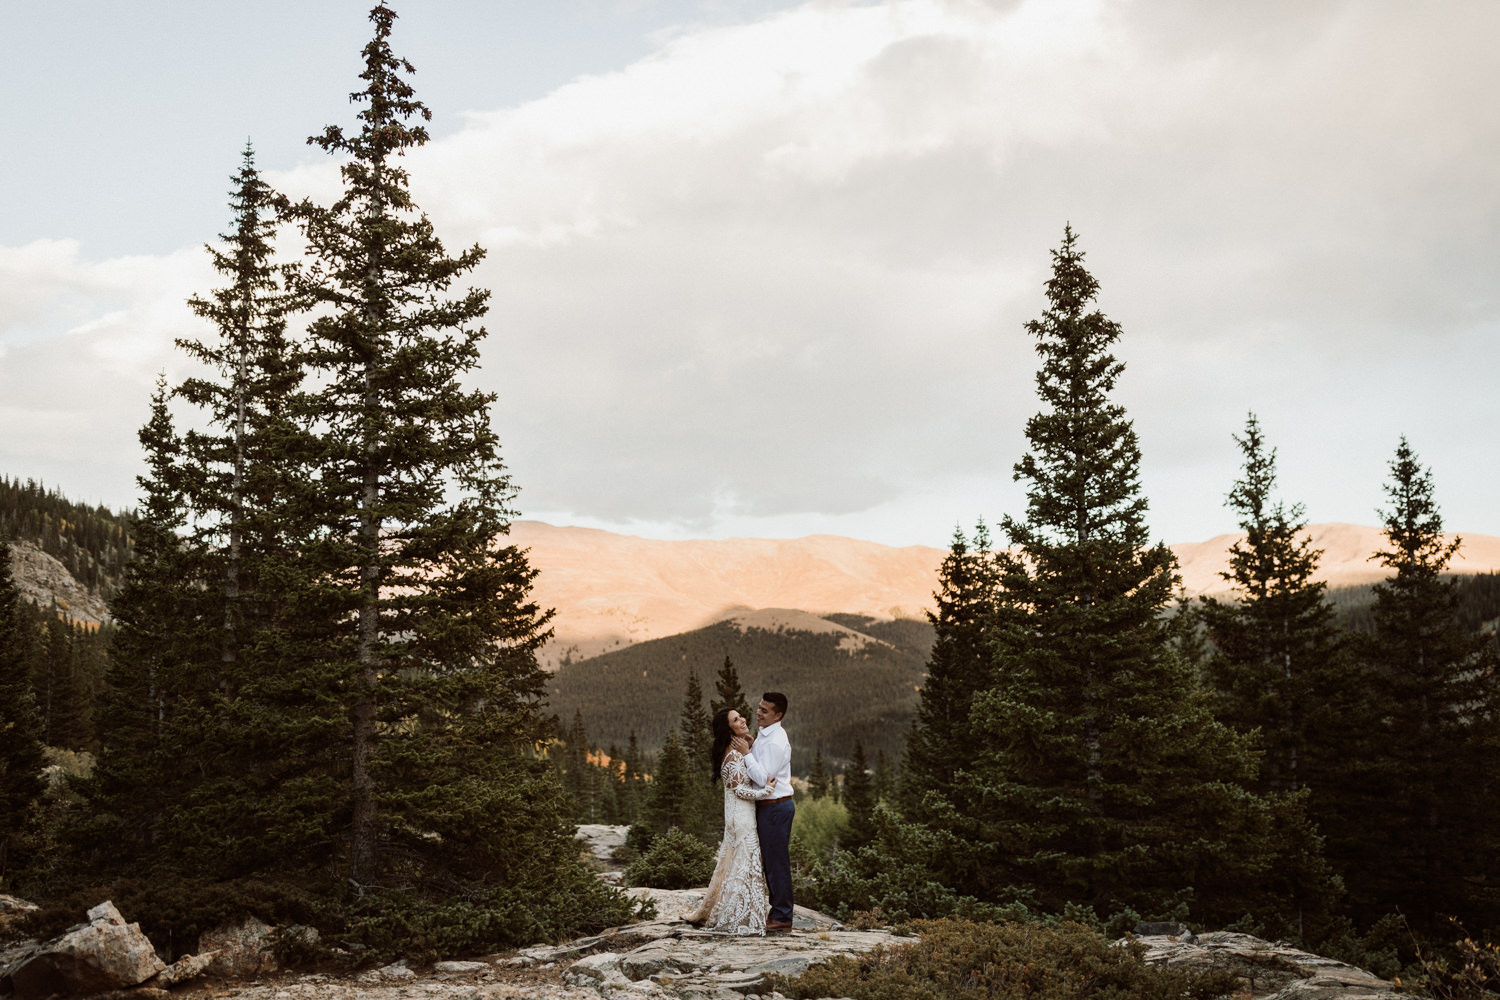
[689,748,775,934]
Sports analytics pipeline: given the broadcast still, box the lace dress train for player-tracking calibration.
[689,749,775,934]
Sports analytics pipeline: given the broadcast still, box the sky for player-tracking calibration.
[2,0,1496,550]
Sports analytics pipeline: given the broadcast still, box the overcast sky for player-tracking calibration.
[2,0,1496,549]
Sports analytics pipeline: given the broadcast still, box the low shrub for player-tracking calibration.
[791,796,849,858]
[623,827,715,890]
[767,918,1242,1000]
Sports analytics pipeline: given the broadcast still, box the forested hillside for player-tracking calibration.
[0,476,132,598]
[0,476,126,752]
[1327,573,1500,641]
[548,611,933,767]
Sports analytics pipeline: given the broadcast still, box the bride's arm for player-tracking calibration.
[726,754,779,800]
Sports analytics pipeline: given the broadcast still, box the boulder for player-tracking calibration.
[5,901,165,1000]
[0,894,40,942]
[576,823,630,862]
[199,915,278,977]
[154,949,218,987]
[433,959,490,974]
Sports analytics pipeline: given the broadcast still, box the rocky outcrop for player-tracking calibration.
[0,896,39,939]
[199,915,280,978]
[577,824,629,864]
[1131,929,1401,1000]
[3,901,165,999]
[7,540,111,626]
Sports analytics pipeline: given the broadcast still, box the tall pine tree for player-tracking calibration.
[899,521,998,822]
[283,4,563,886]
[89,376,218,867]
[964,228,1330,925]
[1199,414,1348,794]
[177,141,302,691]
[677,670,718,841]
[1333,439,1500,932]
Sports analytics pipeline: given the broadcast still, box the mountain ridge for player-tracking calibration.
[515,520,1500,669]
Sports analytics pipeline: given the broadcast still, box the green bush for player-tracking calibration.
[798,809,1015,924]
[623,827,715,889]
[791,795,850,858]
[768,918,1242,1000]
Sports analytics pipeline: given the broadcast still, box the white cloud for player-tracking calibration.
[5,0,1498,544]
[0,239,214,504]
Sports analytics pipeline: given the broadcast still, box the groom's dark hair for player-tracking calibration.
[763,691,788,718]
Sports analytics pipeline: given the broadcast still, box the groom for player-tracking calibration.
[744,691,794,932]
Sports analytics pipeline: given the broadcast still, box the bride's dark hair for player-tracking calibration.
[709,708,734,784]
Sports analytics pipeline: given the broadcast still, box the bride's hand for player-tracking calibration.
[731,735,750,753]
[766,777,777,789]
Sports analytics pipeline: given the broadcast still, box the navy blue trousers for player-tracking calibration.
[757,797,795,924]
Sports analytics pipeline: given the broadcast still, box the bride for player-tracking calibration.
[689,708,780,934]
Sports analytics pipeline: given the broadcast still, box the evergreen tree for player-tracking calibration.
[1199,414,1348,794]
[874,749,894,803]
[964,228,1330,925]
[1333,439,1500,932]
[88,375,218,866]
[283,3,560,886]
[900,521,998,821]
[679,671,712,773]
[563,710,595,822]
[808,749,831,800]
[642,730,694,834]
[0,540,47,876]
[621,729,645,824]
[176,141,301,691]
[710,655,751,721]
[676,671,717,841]
[842,738,876,850]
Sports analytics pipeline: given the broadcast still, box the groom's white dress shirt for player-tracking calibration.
[744,720,791,794]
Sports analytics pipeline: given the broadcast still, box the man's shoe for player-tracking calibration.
[765,920,794,933]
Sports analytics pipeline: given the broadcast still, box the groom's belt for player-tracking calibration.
[758,795,794,805]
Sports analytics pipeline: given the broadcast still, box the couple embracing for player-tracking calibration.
[688,692,796,935]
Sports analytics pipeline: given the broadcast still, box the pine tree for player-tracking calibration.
[874,749,894,804]
[1199,414,1348,794]
[643,730,694,834]
[808,749,831,800]
[90,375,217,866]
[562,711,589,820]
[679,671,712,774]
[284,4,559,886]
[621,729,645,824]
[710,656,751,722]
[676,671,718,841]
[176,142,301,691]
[842,738,875,850]
[0,540,47,876]
[899,521,998,821]
[964,228,1329,924]
[1333,439,1500,931]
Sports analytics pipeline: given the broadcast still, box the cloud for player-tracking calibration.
[6,0,1498,543]
[0,239,213,504]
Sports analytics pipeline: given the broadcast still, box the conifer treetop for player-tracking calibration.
[1221,413,1322,599]
[1007,225,1150,551]
[1374,436,1460,580]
